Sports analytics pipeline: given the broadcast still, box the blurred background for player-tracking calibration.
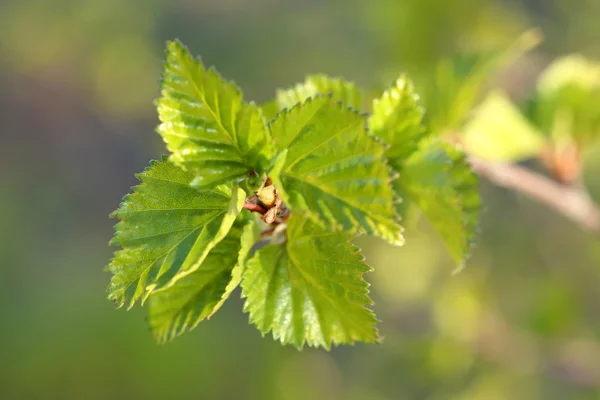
[2,0,600,399]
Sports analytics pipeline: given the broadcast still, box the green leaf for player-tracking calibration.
[241,214,379,349]
[397,140,481,268]
[277,74,362,109]
[369,75,426,165]
[156,40,273,190]
[261,100,280,122]
[147,216,258,343]
[369,75,480,266]
[423,29,541,133]
[537,54,600,94]
[107,159,245,309]
[530,54,600,146]
[208,216,261,317]
[269,95,403,246]
[462,91,546,161]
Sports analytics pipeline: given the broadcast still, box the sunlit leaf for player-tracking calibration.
[463,91,545,161]
[423,29,541,133]
[156,40,273,190]
[241,214,379,349]
[107,159,245,309]
[538,54,600,94]
[369,75,426,166]
[370,76,480,267]
[530,54,600,146]
[277,74,362,109]
[269,95,403,246]
[209,216,261,317]
[260,100,280,122]
[148,216,258,343]
[398,140,481,268]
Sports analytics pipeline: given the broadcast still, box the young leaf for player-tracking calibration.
[269,95,403,246]
[397,140,481,268]
[369,75,427,166]
[208,216,261,317]
[260,100,280,122]
[423,29,541,133]
[147,216,258,343]
[532,54,600,146]
[107,159,245,309]
[368,74,426,219]
[241,214,379,349]
[156,40,273,190]
[370,76,480,267]
[446,145,481,256]
[276,75,362,109]
[462,91,545,161]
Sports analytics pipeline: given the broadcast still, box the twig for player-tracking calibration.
[243,200,267,215]
[469,157,600,233]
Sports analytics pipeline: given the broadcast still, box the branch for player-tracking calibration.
[469,157,600,233]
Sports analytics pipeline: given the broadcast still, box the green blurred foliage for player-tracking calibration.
[2,0,600,399]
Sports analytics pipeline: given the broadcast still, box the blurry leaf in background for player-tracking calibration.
[538,54,600,94]
[269,96,403,246]
[360,0,529,74]
[463,90,546,161]
[530,54,600,146]
[276,75,363,110]
[241,214,379,349]
[107,160,245,309]
[423,29,542,134]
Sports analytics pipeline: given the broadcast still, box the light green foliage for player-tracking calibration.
[465,54,600,164]
[156,40,273,190]
[399,143,481,268]
[107,159,245,309]
[538,54,600,95]
[148,216,257,343]
[424,30,541,133]
[107,40,485,348]
[463,91,545,161]
[369,75,426,166]
[531,54,600,145]
[446,146,481,245]
[370,76,480,266]
[208,217,261,317]
[260,100,280,122]
[269,95,404,246]
[276,75,362,109]
[241,214,379,349]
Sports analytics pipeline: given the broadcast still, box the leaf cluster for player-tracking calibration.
[463,53,600,183]
[106,40,481,348]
